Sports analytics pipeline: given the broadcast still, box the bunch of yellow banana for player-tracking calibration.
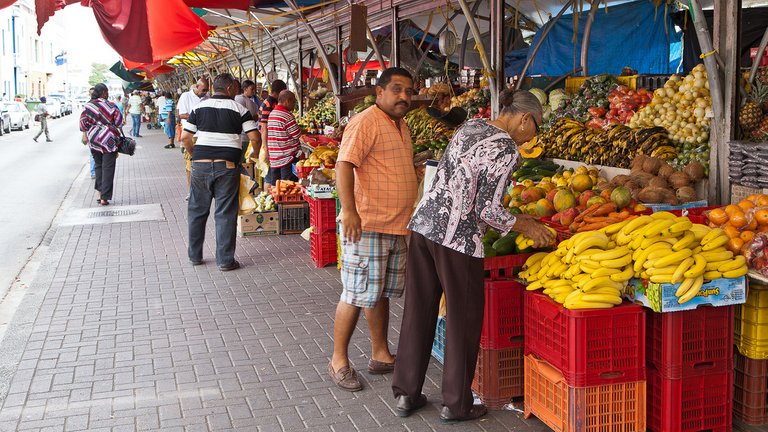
[614,211,749,304]
[515,226,558,250]
[520,230,631,309]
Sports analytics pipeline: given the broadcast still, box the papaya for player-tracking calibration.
[520,146,543,159]
[492,232,518,256]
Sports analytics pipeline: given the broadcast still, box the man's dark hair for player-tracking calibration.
[377,67,413,89]
[40,96,46,103]
[92,83,108,99]
[242,80,255,91]
[213,73,236,93]
[270,79,287,95]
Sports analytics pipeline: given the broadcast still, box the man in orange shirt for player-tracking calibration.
[329,68,418,392]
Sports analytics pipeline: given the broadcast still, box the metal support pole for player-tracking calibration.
[283,0,340,96]
[345,0,386,71]
[391,7,400,68]
[490,0,504,116]
[516,0,573,89]
[749,26,768,84]
[580,0,600,77]
[218,37,249,82]
[337,26,345,90]
[456,0,496,99]
[298,39,304,117]
[459,1,483,71]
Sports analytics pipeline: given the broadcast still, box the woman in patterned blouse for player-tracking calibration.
[392,89,554,423]
[80,83,124,206]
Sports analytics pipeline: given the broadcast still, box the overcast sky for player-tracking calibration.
[52,4,119,71]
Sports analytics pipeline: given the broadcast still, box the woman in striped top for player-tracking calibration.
[80,83,124,206]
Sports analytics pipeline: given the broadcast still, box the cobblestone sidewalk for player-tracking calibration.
[0,127,548,431]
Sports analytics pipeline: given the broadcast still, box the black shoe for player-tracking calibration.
[46,139,53,142]
[190,260,203,266]
[164,144,175,149]
[439,405,488,424]
[135,135,143,138]
[32,137,37,142]
[395,394,427,418]
[218,260,240,271]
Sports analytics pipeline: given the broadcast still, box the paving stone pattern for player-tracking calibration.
[0,127,549,431]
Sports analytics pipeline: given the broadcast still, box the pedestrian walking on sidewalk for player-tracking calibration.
[79,83,124,206]
[160,92,176,148]
[391,89,553,423]
[32,97,52,142]
[181,73,259,271]
[127,91,143,137]
[329,68,419,392]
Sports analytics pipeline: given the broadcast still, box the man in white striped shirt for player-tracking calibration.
[181,73,260,271]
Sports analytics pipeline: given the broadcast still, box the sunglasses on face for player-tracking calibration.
[530,114,540,134]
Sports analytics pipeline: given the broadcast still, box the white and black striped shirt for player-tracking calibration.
[185,95,259,162]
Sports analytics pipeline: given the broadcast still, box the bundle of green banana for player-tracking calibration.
[297,94,337,130]
[522,211,750,308]
[405,107,453,153]
[539,119,675,168]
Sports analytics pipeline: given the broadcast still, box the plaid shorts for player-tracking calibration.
[340,231,407,308]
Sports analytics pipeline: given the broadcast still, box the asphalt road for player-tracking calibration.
[0,113,88,298]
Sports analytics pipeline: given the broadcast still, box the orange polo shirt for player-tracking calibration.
[338,105,418,235]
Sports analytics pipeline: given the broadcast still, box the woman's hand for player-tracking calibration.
[512,217,555,248]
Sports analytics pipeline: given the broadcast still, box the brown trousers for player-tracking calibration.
[391,232,484,415]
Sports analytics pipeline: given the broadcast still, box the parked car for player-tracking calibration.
[49,94,72,115]
[45,97,62,118]
[2,102,30,130]
[0,106,11,135]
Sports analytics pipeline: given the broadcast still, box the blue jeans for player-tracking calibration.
[131,114,141,136]
[188,161,239,266]
[89,153,96,176]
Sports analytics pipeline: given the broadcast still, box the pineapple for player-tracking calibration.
[753,117,768,142]
[751,81,768,113]
[739,100,762,130]
[757,67,768,86]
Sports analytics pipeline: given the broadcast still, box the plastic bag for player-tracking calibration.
[257,145,270,179]
[239,174,257,215]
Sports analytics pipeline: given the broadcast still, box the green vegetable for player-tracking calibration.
[492,232,518,256]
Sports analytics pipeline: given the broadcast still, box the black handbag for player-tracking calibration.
[117,129,136,156]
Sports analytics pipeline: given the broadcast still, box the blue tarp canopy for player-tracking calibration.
[520,0,681,77]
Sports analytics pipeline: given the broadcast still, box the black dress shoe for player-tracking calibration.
[439,404,488,424]
[190,260,203,266]
[394,394,427,417]
[218,260,240,271]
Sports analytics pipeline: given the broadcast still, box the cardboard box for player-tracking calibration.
[643,200,708,213]
[237,211,278,237]
[307,184,335,199]
[625,276,746,313]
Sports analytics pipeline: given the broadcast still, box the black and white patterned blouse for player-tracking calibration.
[409,119,519,258]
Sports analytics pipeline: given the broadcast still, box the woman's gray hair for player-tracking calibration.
[499,89,543,119]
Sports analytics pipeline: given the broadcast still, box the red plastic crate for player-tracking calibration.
[310,231,337,268]
[539,217,572,241]
[733,348,768,426]
[524,354,646,432]
[307,196,337,232]
[272,192,305,203]
[647,367,733,432]
[472,343,524,409]
[646,306,733,379]
[524,291,646,387]
[484,253,533,280]
[480,280,525,349]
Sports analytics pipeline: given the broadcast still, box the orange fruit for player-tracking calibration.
[756,195,768,207]
[729,213,748,229]
[723,224,740,239]
[707,208,729,225]
[760,225,768,233]
[725,204,744,217]
[740,230,756,243]
[727,237,745,254]
[739,200,755,212]
[747,194,759,201]
[747,217,759,231]
[755,209,768,226]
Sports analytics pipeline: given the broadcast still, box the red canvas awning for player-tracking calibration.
[89,0,211,65]
[0,0,17,11]
[183,0,251,8]
[35,0,80,34]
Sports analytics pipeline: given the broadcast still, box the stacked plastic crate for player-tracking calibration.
[523,291,647,432]
[645,306,734,431]
[306,196,337,268]
[734,279,768,427]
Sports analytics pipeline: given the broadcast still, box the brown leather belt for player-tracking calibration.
[193,159,227,162]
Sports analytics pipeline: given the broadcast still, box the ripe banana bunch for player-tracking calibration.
[521,231,629,309]
[614,211,749,304]
[516,226,558,249]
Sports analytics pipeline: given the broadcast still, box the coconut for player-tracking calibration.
[637,186,665,203]
[648,176,669,189]
[676,186,698,203]
[657,162,676,179]
[633,172,656,188]
[661,189,680,205]
[668,171,692,189]
[683,161,706,181]
[642,157,663,175]
[610,174,631,187]
[631,155,648,171]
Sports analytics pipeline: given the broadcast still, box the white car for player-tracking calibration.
[2,102,30,130]
[45,98,62,118]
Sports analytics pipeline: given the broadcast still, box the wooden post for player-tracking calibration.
[714,0,741,204]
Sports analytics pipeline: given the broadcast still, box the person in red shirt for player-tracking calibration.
[266,90,302,182]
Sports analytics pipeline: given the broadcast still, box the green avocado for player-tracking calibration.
[492,232,518,256]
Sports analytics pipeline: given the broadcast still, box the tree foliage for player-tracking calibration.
[88,63,112,86]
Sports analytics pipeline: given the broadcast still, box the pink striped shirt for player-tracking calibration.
[267,105,302,168]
